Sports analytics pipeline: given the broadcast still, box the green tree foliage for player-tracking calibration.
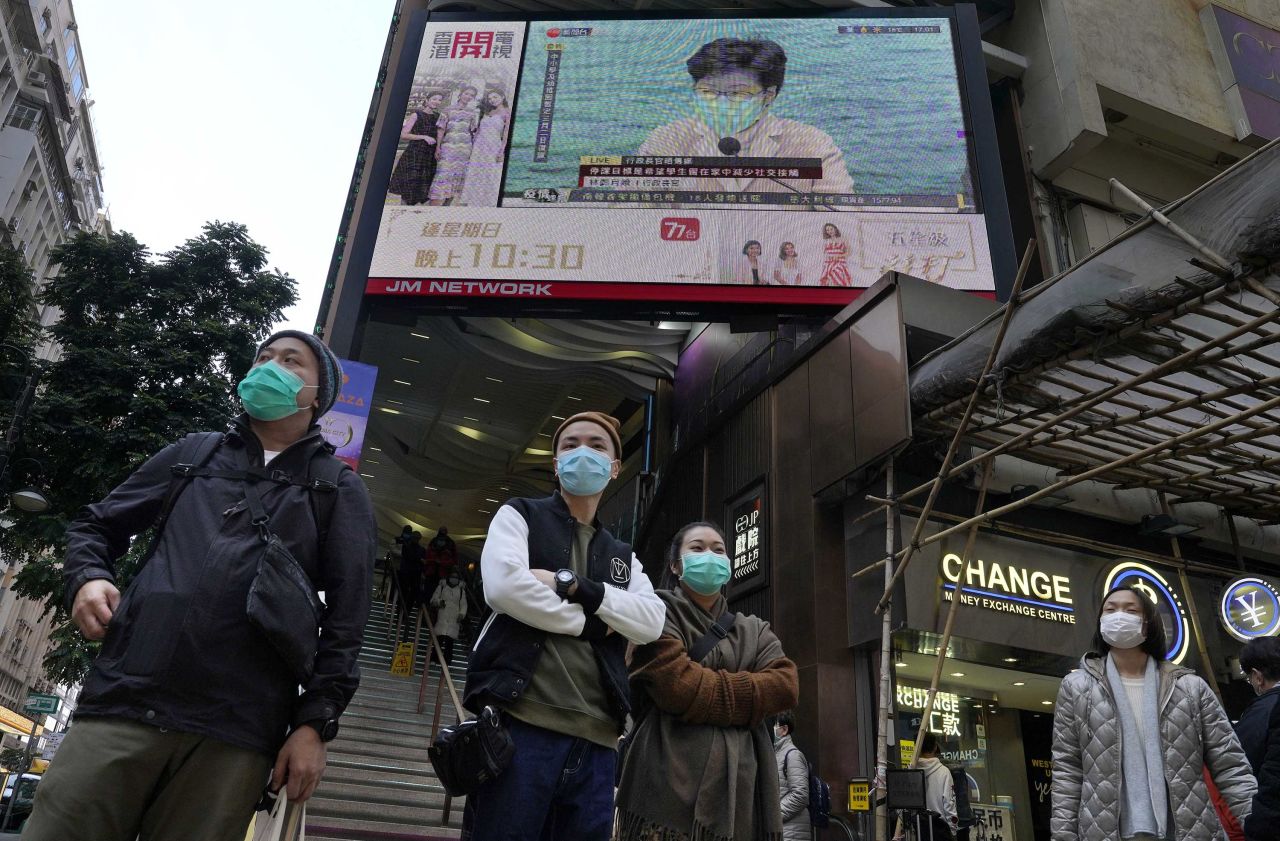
[0,243,40,351]
[1,222,295,685]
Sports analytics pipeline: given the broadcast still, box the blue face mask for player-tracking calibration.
[680,551,731,596]
[237,360,316,421]
[556,446,614,497]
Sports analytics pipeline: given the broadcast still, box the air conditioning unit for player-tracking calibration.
[26,69,47,88]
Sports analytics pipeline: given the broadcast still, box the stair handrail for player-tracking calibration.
[417,608,466,721]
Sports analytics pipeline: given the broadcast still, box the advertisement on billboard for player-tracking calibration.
[366,12,1006,304]
[320,359,379,469]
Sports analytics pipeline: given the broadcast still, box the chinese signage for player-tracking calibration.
[1202,5,1280,141]
[896,684,963,737]
[1102,560,1191,664]
[971,803,1016,841]
[848,778,871,812]
[319,359,378,470]
[1219,576,1280,641]
[726,479,768,597]
[940,551,1076,624]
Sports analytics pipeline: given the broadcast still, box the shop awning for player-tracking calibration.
[909,139,1280,523]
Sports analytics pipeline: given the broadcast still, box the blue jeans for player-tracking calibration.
[463,715,616,841]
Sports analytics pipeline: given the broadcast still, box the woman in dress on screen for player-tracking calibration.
[732,240,765,284]
[773,241,802,286]
[429,86,479,206]
[819,223,853,287]
[459,90,511,207]
[387,92,444,206]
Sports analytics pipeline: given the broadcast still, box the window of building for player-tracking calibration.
[63,33,76,70]
[37,10,50,36]
[5,103,40,131]
[70,70,82,100]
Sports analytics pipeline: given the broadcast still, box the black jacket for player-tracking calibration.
[463,492,664,729]
[63,417,376,756]
[1238,685,1280,839]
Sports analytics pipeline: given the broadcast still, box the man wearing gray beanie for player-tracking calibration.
[25,331,377,841]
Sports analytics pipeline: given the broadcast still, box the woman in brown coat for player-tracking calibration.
[615,522,800,841]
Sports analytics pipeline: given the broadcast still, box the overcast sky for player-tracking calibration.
[74,0,394,334]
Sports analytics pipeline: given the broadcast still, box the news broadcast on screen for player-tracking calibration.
[366,13,1007,303]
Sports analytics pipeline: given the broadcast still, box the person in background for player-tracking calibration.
[425,526,457,602]
[774,710,812,841]
[773,241,803,286]
[615,521,799,841]
[1051,585,1255,841]
[429,86,479,206]
[429,569,467,669]
[397,530,426,640]
[918,733,957,840]
[387,91,443,205]
[731,240,765,284]
[1236,636,1280,840]
[462,412,665,841]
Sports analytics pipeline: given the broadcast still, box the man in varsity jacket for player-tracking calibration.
[463,411,665,841]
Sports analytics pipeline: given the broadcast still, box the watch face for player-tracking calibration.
[556,570,574,584]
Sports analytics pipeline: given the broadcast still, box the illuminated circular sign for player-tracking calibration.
[1102,561,1190,664]
[1219,577,1280,642]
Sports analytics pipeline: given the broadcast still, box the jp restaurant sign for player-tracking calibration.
[940,553,1076,624]
[1220,576,1280,642]
[726,479,768,596]
[1103,561,1191,664]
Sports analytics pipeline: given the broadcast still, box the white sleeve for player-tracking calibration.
[594,554,666,644]
[481,505,587,635]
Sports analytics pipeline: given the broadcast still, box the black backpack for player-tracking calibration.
[157,431,347,546]
[783,748,832,828]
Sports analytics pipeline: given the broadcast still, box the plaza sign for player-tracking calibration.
[1219,576,1280,642]
[940,552,1076,624]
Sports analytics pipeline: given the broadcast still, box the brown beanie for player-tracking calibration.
[553,412,623,458]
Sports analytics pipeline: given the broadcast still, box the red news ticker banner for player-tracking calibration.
[365,277,867,305]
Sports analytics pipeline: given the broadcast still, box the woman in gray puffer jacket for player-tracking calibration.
[1052,585,1255,841]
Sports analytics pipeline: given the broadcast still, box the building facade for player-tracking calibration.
[0,0,104,735]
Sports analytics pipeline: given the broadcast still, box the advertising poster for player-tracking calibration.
[367,14,1002,302]
[320,359,379,469]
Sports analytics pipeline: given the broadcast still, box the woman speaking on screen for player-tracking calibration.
[1051,585,1254,841]
[637,38,854,200]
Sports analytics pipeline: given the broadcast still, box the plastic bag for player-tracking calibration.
[248,793,307,841]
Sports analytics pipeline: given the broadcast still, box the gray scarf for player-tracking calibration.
[1105,654,1168,840]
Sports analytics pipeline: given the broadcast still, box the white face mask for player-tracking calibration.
[1100,612,1146,649]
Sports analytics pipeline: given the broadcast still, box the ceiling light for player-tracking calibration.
[1009,483,1071,508]
[566,395,581,401]
[369,447,382,452]
[378,407,401,415]
[1003,657,1018,663]
[360,473,375,479]
[365,460,380,465]
[386,399,404,405]
[478,508,492,514]
[485,498,499,503]
[463,416,479,422]
[1012,681,1026,687]
[539,433,551,438]
[1041,700,1053,706]
[394,379,412,386]
[401,357,421,363]
[474,397,491,403]
[486,376,503,383]
[500,486,510,491]
[410,332,430,339]
[894,662,907,668]
[424,486,437,491]
[949,672,965,678]
[550,415,565,421]
[1139,513,1200,537]
[418,498,431,503]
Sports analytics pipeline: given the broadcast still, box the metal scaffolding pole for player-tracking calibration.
[874,457,894,841]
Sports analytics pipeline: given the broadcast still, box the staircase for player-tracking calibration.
[305,598,471,840]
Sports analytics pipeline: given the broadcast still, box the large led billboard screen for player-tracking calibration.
[364,11,1012,305]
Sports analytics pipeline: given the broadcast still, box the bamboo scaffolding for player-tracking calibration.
[874,458,895,841]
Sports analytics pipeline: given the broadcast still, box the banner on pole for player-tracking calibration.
[320,360,379,470]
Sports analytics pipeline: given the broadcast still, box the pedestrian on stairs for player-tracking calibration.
[462,411,665,841]
[429,570,467,667]
[23,331,377,841]
[398,529,426,640]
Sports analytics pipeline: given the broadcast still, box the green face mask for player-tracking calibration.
[680,551,731,596]
[237,360,316,421]
[692,91,768,140]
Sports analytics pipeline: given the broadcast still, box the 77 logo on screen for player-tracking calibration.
[660,218,700,241]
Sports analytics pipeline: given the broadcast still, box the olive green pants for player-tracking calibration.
[22,716,272,841]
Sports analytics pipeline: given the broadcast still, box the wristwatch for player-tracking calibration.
[554,569,577,600]
[302,718,339,742]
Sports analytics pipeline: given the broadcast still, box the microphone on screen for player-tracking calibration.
[718,136,742,156]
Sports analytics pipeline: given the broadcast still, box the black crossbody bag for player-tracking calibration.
[240,462,325,684]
